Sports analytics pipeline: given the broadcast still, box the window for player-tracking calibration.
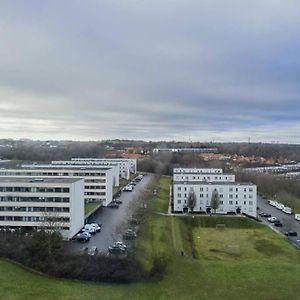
[249,201,253,205]
[178,187,181,191]
[229,201,233,205]
[229,194,233,199]
[229,188,233,192]
[249,188,253,192]
[177,193,181,197]
[178,200,181,204]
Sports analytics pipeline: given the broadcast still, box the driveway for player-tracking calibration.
[257,196,300,249]
[68,174,153,254]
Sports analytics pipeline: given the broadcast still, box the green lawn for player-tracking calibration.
[155,175,171,213]
[1,176,300,300]
[84,202,100,216]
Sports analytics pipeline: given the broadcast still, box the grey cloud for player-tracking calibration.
[0,1,300,142]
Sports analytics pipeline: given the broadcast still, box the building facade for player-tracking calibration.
[51,160,120,186]
[71,158,137,179]
[0,177,84,239]
[173,168,257,217]
[1,166,114,206]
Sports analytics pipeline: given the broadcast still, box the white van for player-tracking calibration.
[282,207,292,214]
[295,214,300,221]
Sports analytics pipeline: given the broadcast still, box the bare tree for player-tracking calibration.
[187,188,196,212]
[210,189,220,213]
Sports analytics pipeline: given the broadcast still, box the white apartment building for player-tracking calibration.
[51,161,120,187]
[174,173,235,183]
[173,168,257,217]
[1,166,114,206]
[71,158,137,179]
[174,168,223,174]
[0,177,84,239]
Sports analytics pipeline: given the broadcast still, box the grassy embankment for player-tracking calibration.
[1,175,300,300]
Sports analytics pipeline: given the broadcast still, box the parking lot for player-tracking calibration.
[68,174,153,254]
[257,196,300,249]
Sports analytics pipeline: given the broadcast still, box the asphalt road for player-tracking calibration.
[68,174,153,254]
[257,196,300,249]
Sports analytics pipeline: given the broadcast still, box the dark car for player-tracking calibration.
[115,199,123,204]
[75,234,90,242]
[108,202,119,208]
[285,231,297,236]
[259,212,271,218]
[108,245,126,254]
[274,222,283,227]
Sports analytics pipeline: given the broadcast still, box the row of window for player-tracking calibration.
[0,196,70,203]
[0,187,70,193]
[84,192,106,196]
[85,179,106,183]
[0,216,70,222]
[85,185,105,190]
[0,172,106,177]
[176,176,233,181]
[0,206,69,212]
[177,193,253,199]
[177,200,254,205]
[177,186,253,192]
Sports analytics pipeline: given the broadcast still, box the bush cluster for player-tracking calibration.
[0,230,148,283]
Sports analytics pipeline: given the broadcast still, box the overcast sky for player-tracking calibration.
[0,1,300,143]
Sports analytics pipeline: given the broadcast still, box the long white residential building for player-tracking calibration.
[51,161,120,187]
[173,168,257,217]
[1,167,114,206]
[71,158,137,179]
[0,177,84,239]
[174,168,223,174]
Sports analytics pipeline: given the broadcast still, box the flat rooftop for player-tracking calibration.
[19,165,112,171]
[173,181,255,186]
[0,177,82,184]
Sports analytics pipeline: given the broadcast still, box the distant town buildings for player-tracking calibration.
[153,148,218,154]
[173,168,257,217]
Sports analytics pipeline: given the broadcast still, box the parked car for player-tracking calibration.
[108,202,119,208]
[108,245,126,254]
[115,199,123,204]
[75,233,90,242]
[114,241,127,250]
[122,185,133,192]
[259,212,271,217]
[282,207,292,214]
[82,226,96,235]
[267,217,277,223]
[274,222,283,227]
[79,231,91,238]
[285,231,297,236]
[294,214,300,221]
[123,229,137,240]
[85,223,101,232]
[88,246,98,256]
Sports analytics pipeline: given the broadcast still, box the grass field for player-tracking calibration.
[1,176,300,300]
[84,202,101,216]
